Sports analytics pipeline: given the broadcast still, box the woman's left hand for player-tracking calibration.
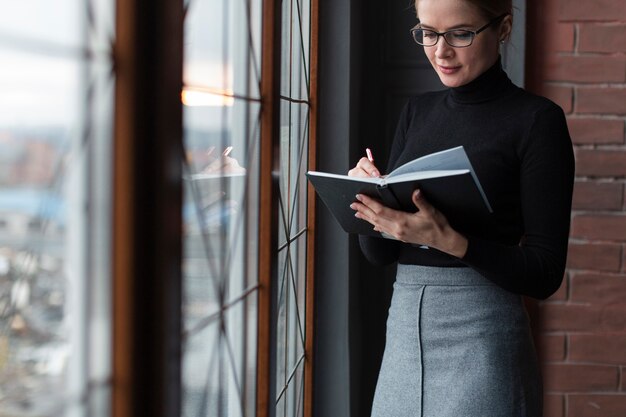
[350,189,469,258]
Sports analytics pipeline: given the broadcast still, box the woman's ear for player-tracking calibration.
[499,14,513,42]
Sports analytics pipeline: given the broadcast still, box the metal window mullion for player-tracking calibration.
[182,284,260,340]
[304,0,319,415]
[242,0,254,410]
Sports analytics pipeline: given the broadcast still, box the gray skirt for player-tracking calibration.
[371,264,542,417]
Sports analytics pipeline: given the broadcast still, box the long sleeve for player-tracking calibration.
[461,105,575,299]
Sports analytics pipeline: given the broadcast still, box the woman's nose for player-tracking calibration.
[434,37,454,59]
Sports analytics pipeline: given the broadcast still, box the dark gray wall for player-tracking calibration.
[314,1,440,416]
[313,0,357,415]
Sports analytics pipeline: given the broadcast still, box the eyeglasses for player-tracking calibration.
[410,13,508,48]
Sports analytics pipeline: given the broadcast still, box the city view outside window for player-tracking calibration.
[1,0,315,414]
[0,1,114,416]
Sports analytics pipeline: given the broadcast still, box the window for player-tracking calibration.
[181,0,317,415]
[2,0,318,415]
[0,0,114,415]
[275,0,314,414]
[181,0,262,415]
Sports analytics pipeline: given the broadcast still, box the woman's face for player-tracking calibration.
[416,0,510,88]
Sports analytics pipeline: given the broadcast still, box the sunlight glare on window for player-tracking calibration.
[181,88,235,107]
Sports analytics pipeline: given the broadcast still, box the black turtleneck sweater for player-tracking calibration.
[359,59,575,299]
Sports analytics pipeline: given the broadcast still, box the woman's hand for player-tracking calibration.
[202,155,246,174]
[201,146,246,175]
[348,157,381,178]
[350,189,468,258]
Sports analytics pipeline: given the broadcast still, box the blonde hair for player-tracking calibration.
[415,0,513,20]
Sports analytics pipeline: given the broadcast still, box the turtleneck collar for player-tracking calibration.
[448,56,515,105]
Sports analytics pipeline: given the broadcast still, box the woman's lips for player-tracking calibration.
[438,65,461,75]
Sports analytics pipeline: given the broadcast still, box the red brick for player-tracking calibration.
[571,273,626,304]
[571,215,626,241]
[546,56,626,83]
[543,364,618,392]
[570,334,626,365]
[579,24,626,54]
[544,85,573,114]
[577,88,626,115]
[538,303,626,332]
[567,243,622,272]
[568,394,626,417]
[539,334,567,362]
[549,276,568,302]
[545,393,564,417]
[555,24,575,52]
[567,118,624,145]
[572,181,624,211]
[575,150,626,177]
[538,304,600,331]
[559,0,626,21]
[600,303,626,331]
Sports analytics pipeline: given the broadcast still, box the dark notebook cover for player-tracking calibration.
[307,168,491,239]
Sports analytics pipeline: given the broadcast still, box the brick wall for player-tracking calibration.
[526,0,626,416]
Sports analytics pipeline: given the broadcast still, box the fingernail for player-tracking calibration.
[371,170,379,177]
[355,194,362,201]
[350,203,356,210]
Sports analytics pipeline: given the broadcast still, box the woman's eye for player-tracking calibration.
[422,31,438,39]
[450,31,472,40]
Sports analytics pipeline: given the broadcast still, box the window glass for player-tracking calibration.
[275,0,311,414]
[182,0,313,414]
[182,0,261,415]
[0,1,114,415]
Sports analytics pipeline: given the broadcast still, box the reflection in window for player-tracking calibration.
[182,0,314,415]
[182,0,261,415]
[0,1,114,415]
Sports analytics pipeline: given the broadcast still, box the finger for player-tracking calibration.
[353,195,401,233]
[351,195,390,229]
[347,166,371,178]
[350,201,378,227]
[356,157,381,178]
[411,189,436,217]
[355,193,387,214]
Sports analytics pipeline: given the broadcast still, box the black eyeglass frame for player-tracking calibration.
[410,13,509,48]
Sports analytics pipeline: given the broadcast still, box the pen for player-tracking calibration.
[366,148,374,162]
[222,146,233,157]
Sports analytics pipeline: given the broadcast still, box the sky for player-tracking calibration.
[0,0,113,128]
[0,0,262,131]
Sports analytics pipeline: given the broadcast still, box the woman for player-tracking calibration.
[348,0,574,415]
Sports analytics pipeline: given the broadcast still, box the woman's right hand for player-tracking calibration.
[348,157,381,178]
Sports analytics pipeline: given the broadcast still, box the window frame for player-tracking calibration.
[112,0,184,416]
[111,0,319,416]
